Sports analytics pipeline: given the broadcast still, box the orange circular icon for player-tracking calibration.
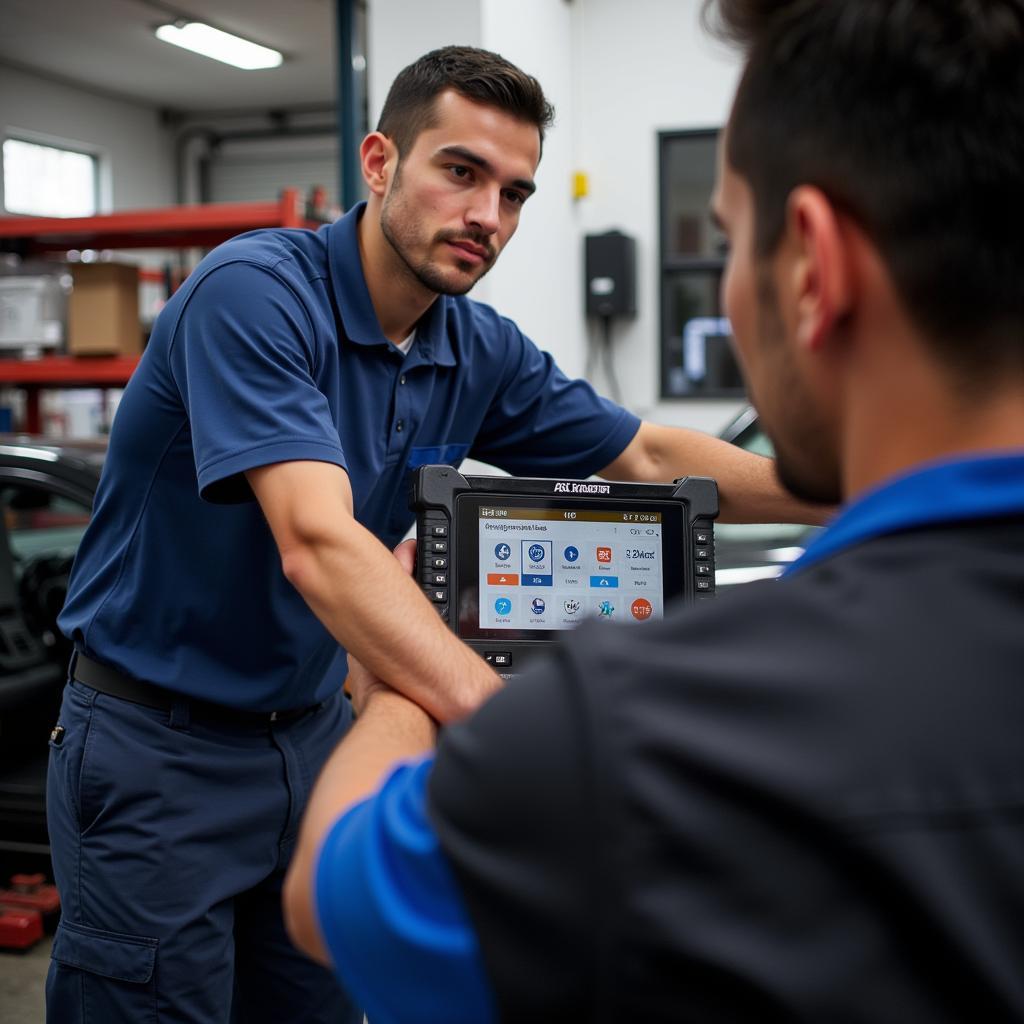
[630,598,653,621]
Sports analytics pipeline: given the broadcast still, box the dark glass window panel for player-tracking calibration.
[659,129,744,398]
[661,133,724,260]
[661,268,744,397]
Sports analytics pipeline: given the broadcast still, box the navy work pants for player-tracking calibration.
[45,678,361,1024]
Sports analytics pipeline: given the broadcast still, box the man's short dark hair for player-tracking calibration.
[704,0,1024,379]
[376,45,555,157]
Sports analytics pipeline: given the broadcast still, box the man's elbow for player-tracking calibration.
[277,509,353,596]
[279,542,319,597]
[282,859,330,965]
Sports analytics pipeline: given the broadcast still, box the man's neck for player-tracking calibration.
[357,201,438,346]
[842,359,1024,499]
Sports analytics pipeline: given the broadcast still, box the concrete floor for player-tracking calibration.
[0,934,49,1023]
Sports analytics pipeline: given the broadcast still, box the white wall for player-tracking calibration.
[367,0,482,117]
[575,0,743,432]
[367,0,746,435]
[0,63,175,212]
[479,0,582,375]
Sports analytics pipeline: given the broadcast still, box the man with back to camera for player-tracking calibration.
[283,3,1024,1021]
[45,45,824,1024]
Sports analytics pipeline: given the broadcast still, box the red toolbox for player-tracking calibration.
[0,907,44,951]
[0,873,60,932]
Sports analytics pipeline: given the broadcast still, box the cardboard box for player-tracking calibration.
[67,263,141,356]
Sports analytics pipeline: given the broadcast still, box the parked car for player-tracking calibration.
[715,406,822,587]
[0,437,103,859]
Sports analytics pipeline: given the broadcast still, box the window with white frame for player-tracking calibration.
[2,137,98,218]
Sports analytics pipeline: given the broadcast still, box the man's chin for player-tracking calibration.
[415,262,489,297]
[774,457,842,506]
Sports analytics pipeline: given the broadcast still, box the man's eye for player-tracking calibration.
[449,165,470,179]
[503,190,526,206]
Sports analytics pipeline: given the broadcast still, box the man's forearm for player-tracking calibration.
[600,421,831,524]
[286,525,500,723]
[250,460,500,722]
[284,689,437,964]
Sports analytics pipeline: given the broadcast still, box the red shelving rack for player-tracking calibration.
[0,189,327,431]
[0,188,319,253]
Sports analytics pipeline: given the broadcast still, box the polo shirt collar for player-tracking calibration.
[328,202,457,367]
[784,451,1024,577]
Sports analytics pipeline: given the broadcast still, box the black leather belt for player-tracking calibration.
[70,651,319,726]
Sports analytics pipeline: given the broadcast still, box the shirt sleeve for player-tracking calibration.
[314,758,497,1024]
[166,259,347,503]
[469,318,640,478]
[426,644,605,1021]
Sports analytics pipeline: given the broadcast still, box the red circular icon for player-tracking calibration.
[630,598,653,621]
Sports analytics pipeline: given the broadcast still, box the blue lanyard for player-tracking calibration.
[784,452,1024,577]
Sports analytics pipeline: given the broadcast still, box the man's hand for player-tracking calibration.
[346,656,399,716]
[392,537,417,576]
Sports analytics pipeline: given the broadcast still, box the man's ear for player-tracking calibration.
[360,131,396,197]
[785,186,855,352]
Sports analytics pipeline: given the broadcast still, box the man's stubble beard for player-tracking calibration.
[379,163,496,297]
[751,264,842,506]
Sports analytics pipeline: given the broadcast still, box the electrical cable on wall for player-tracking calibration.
[584,230,635,404]
[599,314,622,403]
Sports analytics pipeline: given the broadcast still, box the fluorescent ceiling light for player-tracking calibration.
[155,22,282,70]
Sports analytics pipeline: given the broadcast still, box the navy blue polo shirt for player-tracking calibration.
[59,203,639,710]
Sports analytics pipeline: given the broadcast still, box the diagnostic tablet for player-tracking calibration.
[411,466,718,677]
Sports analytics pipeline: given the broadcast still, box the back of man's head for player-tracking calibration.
[377,46,555,158]
[705,0,1024,383]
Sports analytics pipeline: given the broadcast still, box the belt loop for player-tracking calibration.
[169,697,191,731]
[67,649,79,682]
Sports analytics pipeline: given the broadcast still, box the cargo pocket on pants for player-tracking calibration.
[49,919,158,1023]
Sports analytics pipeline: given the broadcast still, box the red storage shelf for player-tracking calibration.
[0,188,328,432]
[0,356,140,386]
[0,356,141,433]
[0,188,322,253]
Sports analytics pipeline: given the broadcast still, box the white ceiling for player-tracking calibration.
[0,0,339,113]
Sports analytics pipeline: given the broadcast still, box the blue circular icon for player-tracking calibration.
[494,597,512,616]
[494,543,511,561]
[528,543,545,562]
[531,597,546,615]
[563,545,579,563]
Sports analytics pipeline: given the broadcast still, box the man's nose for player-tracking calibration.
[465,187,500,235]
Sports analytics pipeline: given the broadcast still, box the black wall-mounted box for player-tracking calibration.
[584,230,636,317]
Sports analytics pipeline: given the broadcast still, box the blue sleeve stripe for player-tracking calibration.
[314,757,496,1024]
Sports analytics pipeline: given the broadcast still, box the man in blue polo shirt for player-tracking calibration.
[46,45,820,1024]
[284,5,1024,1022]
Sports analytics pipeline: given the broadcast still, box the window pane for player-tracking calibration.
[662,269,745,397]
[662,133,722,260]
[3,138,97,218]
